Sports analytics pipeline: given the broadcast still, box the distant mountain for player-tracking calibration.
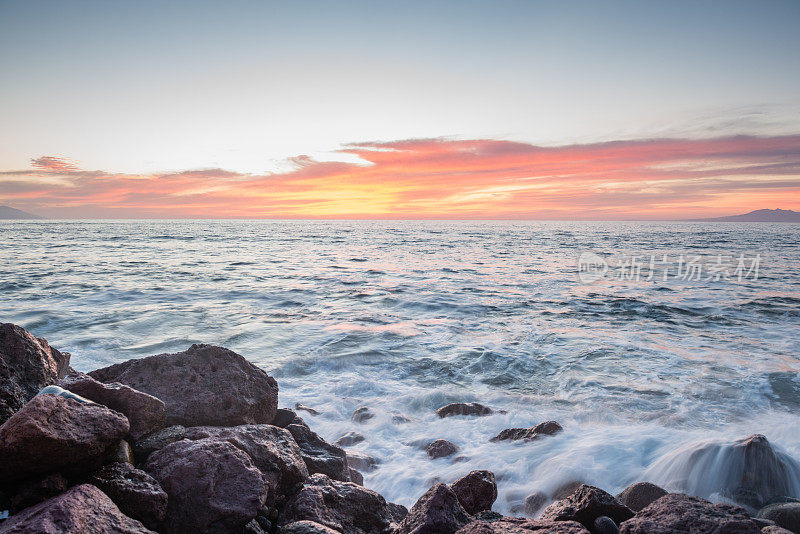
[0,206,44,219]
[688,208,800,222]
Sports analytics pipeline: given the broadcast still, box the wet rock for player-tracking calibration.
[0,484,154,533]
[183,424,308,506]
[89,462,167,530]
[274,408,300,428]
[524,492,547,516]
[59,371,166,440]
[243,518,269,534]
[615,482,668,513]
[0,323,70,426]
[395,483,471,534]
[540,484,633,530]
[349,468,364,486]
[456,517,590,533]
[107,439,134,464]
[9,473,68,513]
[352,407,374,423]
[766,497,800,506]
[762,526,795,534]
[436,403,493,418]
[490,421,563,442]
[594,516,620,534]
[427,439,459,459]
[90,344,279,427]
[335,431,365,447]
[554,481,585,500]
[620,493,760,534]
[450,470,498,515]
[287,422,351,481]
[392,414,413,425]
[348,452,379,472]
[132,425,186,464]
[758,503,800,533]
[295,403,319,416]
[281,521,341,533]
[754,518,779,528]
[388,502,409,524]
[280,473,394,534]
[0,393,129,481]
[145,437,267,534]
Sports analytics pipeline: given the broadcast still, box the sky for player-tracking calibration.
[0,0,799,219]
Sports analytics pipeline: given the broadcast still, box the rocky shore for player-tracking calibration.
[1,322,799,533]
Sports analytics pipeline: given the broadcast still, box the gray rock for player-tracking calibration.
[758,503,800,533]
[335,431,365,447]
[450,470,498,515]
[90,462,168,530]
[594,516,620,534]
[287,423,351,481]
[395,483,471,534]
[281,521,341,533]
[490,421,563,442]
[620,493,760,534]
[436,403,493,418]
[540,484,633,531]
[427,439,459,459]
[132,425,186,464]
[352,407,375,423]
[615,482,668,513]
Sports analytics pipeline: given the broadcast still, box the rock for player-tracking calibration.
[436,403,493,418]
[9,473,68,513]
[388,502,409,524]
[132,425,186,464]
[349,468,364,485]
[450,470,498,515]
[287,422,351,481]
[762,527,795,534]
[553,481,585,500]
[274,408,300,428]
[183,424,308,506]
[524,492,547,516]
[348,453,379,472]
[395,483,471,534]
[0,323,70,426]
[89,344,278,427]
[615,482,668,513]
[490,421,563,442]
[37,384,92,403]
[392,414,413,425]
[59,371,166,440]
[243,518,269,534]
[0,484,155,533]
[295,403,319,416]
[594,516,620,534]
[352,407,374,423]
[280,473,394,534]
[620,493,761,534]
[144,437,267,534]
[540,484,633,530]
[107,439,134,464]
[758,503,800,533]
[456,517,590,533]
[427,439,459,459]
[766,497,800,506]
[89,462,168,530]
[281,521,341,533]
[335,431,365,447]
[0,393,129,481]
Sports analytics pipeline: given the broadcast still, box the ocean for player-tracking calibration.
[2,219,799,512]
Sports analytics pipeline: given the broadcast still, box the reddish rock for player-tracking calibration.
[388,502,409,524]
[59,370,166,440]
[427,439,459,459]
[456,517,590,533]
[287,422,351,481]
[90,462,168,530]
[450,470,498,515]
[349,468,364,486]
[183,424,308,506]
[0,484,155,533]
[9,473,68,513]
[145,437,267,534]
[619,493,761,534]
[540,484,633,530]
[282,521,341,533]
[0,323,70,426]
[615,482,667,513]
[90,344,278,427]
[0,394,129,481]
[132,425,186,464]
[436,403,493,418]
[280,473,394,534]
[490,421,563,442]
[273,408,301,428]
[395,483,471,534]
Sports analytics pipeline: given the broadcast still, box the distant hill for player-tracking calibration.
[688,208,800,222]
[0,206,44,219]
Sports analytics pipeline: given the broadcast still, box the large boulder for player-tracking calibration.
[0,393,129,481]
[145,437,267,534]
[620,493,761,534]
[287,422,351,481]
[427,439,459,459]
[615,482,668,513]
[9,473,68,513]
[436,403,493,418]
[59,370,166,440]
[395,483,472,534]
[0,323,70,426]
[89,344,278,427]
[0,484,155,533]
[132,425,186,464]
[280,473,394,534]
[490,421,563,442]
[90,462,168,530]
[758,503,800,533]
[450,470,498,515]
[456,517,590,533]
[540,485,633,531]
[183,425,308,506]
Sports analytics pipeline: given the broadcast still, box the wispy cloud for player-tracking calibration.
[1,134,799,219]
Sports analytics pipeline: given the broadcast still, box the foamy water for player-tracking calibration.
[2,220,799,512]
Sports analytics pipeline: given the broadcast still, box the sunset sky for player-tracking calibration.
[1,0,799,219]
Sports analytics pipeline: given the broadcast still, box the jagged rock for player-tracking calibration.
[295,403,319,416]
[335,431,365,447]
[540,484,633,530]
[107,439,134,464]
[281,521,341,533]
[395,483,471,534]
[144,437,267,534]
[59,370,166,439]
[352,407,374,423]
[427,439,459,459]
[758,503,800,533]
[0,393,129,481]
[349,468,364,486]
[388,502,409,524]
[0,323,70,426]
[90,344,278,427]
[90,462,168,530]
[0,484,155,533]
[450,470,498,515]
[615,482,667,513]
[9,473,68,513]
[273,409,300,428]
[490,421,563,442]
[280,473,394,534]
[762,526,795,534]
[456,517,590,533]
[524,491,547,515]
[243,519,269,534]
[132,425,186,464]
[594,516,620,534]
[287,422,350,481]
[183,424,308,506]
[348,453,379,472]
[620,493,760,534]
[436,403,493,418]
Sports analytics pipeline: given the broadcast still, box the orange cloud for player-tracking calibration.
[1,135,799,219]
